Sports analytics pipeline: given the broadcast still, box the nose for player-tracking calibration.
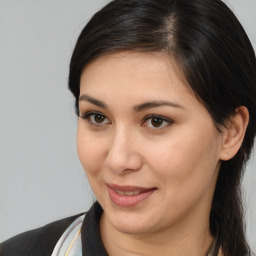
[105,128,143,175]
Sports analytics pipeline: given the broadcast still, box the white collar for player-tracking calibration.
[51,214,85,256]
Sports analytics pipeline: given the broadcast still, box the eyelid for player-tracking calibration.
[142,114,174,128]
[79,110,104,118]
[79,111,173,129]
[79,111,111,126]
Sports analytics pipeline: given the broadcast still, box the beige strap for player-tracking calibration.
[65,228,82,256]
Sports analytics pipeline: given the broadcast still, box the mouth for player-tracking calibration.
[107,184,157,207]
[113,189,141,196]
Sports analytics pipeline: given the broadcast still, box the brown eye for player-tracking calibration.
[142,115,173,129]
[151,118,163,127]
[93,114,106,123]
[80,111,110,126]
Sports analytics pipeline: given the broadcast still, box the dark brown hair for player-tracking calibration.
[68,0,256,255]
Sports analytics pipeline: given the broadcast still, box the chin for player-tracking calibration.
[108,212,156,235]
[114,222,150,235]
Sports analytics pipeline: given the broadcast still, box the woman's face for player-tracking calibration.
[77,52,223,235]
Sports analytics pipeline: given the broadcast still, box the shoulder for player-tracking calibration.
[0,213,85,256]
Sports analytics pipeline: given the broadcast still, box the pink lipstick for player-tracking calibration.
[107,184,156,207]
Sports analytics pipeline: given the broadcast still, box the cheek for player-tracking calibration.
[145,127,220,188]
[144,132,220,220]
[77,127,105,175]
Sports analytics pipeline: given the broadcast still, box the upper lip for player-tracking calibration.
[107,183,156,192]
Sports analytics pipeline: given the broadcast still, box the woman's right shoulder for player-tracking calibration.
[0,212,85,256]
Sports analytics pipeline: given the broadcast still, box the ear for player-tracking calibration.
[219,106,249,161]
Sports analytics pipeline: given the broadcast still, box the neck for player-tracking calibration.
[100,211,214,256]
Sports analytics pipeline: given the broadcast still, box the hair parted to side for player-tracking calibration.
[68,0,256,255]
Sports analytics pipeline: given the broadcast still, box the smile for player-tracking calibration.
[107,184,156,207]
[113,189,141,196]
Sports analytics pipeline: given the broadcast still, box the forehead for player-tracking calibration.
[79,52,201,113]
[79,51,212,126]
[80,51,191,94]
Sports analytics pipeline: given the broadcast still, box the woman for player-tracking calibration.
[1,0,256,255]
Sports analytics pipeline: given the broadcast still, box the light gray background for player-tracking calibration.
[0,0,255,251]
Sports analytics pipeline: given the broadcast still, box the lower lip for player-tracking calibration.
[107,186,156,207]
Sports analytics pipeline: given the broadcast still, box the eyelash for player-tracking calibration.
[79,111,173,129]
[79,111,110,127]
[142,114,173,128]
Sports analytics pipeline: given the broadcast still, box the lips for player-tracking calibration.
[114,189,141,196]
[107,184,156,207]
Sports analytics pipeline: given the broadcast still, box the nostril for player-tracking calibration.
[105,132,143,174]
[105,151,143,174]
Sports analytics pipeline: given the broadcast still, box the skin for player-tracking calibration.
[77,52,247,256]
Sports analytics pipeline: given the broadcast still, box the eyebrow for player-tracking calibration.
[79,94,108,109]
[79,94,184,112]
[133,101,184,112]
